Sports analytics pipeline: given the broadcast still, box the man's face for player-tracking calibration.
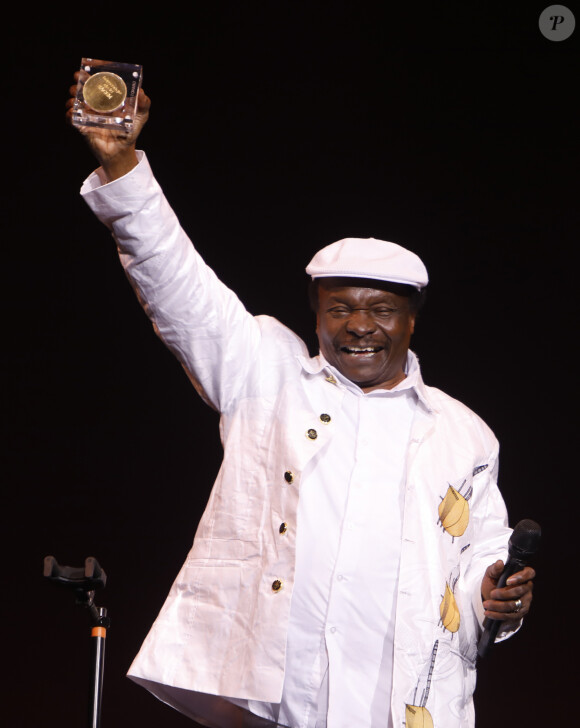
[315,278,416,391]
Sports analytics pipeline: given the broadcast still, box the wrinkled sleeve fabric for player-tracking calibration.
[80,152,261,414]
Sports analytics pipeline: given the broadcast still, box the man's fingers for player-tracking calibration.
[490,573,534,601]
[484,572,534,620]
[483,592,532,620]
[506,566,536,586]
[137,88,150,108]
[485,560,504,581]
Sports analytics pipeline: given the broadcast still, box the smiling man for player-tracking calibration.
[313,280,416,391]
[68,83,535,728]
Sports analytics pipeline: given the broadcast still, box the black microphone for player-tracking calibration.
[477,518,541,658]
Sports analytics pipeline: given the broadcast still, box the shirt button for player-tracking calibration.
[319,413,331,423]
[271,579,283,592]
[306,429,318,440]
[329,626,337,634]
[284,470,294,484]
[279,522,288,534]
[336,574,344,581]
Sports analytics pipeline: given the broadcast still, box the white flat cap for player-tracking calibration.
[306,237,428,290]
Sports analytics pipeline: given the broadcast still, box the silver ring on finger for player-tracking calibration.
[513,598,523,613]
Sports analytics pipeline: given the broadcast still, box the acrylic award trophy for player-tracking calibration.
[72,58,143,131]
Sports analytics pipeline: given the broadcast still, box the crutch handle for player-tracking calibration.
[44,555,107,591]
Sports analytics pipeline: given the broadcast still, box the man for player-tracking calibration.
[67,81,535,728]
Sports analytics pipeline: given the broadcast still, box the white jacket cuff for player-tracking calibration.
[80,150,153,224]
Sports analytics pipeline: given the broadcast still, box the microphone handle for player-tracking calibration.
[477,554,527,658]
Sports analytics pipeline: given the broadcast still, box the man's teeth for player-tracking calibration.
[342,346,381,354]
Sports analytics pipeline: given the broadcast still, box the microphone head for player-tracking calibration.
[509,518,541,557]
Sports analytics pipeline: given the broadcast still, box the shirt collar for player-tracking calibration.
[297,349,436,411]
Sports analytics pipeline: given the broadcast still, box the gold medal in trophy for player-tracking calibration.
[72,58,143,131]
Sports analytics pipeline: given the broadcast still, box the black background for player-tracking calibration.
[3,3,578,726]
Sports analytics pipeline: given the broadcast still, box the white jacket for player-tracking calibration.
[81,153,515,728]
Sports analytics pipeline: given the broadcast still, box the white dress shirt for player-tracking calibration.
[231,355,419,727]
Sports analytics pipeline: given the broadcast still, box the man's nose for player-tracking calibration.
[346,310,376,336]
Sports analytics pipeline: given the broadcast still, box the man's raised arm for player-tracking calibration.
[64,72,268,414]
